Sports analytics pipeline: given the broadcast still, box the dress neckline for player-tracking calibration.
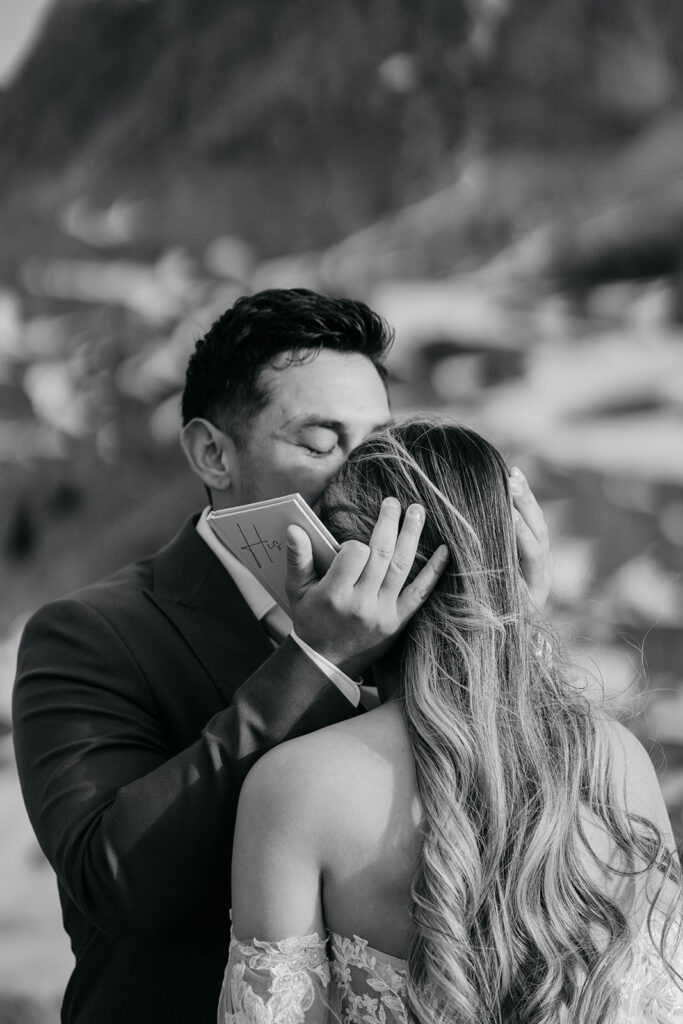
[231,906,672,977]
[230,926,408,970]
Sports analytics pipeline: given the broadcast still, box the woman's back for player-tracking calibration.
[234,702,677,947]
[225,701,683,1021]
[293,700,421,957]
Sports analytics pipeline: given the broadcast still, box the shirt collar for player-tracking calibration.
[196,506,277,621]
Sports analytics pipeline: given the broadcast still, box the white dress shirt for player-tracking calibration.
[196,508,360,707]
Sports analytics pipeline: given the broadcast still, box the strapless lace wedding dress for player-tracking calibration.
[218,913,683,1023]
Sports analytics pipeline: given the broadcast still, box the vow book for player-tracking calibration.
[207,494,340,615]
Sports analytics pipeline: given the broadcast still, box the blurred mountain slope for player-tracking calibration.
[0,0,472,256]
[1,0,683,261]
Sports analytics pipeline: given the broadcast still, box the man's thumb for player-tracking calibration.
[285,524,317,596]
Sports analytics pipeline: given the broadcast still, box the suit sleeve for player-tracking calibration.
[12,596,355,940]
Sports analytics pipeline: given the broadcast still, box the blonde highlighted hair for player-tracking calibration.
[321,417,682,1024]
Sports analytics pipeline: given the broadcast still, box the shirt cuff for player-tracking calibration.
[290,630,361,707]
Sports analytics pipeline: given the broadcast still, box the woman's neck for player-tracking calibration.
[375,668,400,705]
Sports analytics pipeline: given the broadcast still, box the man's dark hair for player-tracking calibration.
[181,288,394,441]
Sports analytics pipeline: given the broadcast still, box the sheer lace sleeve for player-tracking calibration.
[618,912,683,1023]
[218,931,340,1024]
[217,917,683,1023]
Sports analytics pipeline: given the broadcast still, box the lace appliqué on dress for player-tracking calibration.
[617,913,683,1024]
[219,931,408,1024]
[329,933,408,1024]
[219,916,683,1024]
[219,933,333,1024]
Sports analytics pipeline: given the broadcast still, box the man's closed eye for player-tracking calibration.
[302,444,336,459]
[298,426,339,458]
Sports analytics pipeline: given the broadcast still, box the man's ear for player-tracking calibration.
[179,418,237,494]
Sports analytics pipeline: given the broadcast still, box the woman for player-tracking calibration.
[219,419,683,1023]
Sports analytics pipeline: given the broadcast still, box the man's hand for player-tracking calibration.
[510,466,553,607]
[285,498,449,679]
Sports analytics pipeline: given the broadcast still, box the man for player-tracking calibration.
[13,289,550,1023]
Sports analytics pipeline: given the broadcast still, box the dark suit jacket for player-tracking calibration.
[12,516,358,1023]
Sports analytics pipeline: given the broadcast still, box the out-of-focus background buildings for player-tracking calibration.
[1,0,683,1019]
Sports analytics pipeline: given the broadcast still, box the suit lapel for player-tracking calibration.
[145,517,274,705]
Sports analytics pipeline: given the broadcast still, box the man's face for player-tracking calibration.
[227,348,391,509]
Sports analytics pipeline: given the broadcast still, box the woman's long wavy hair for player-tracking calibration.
[320,418,682,1024]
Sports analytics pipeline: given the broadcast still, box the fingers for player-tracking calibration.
[322,538,372,587]
[509,467,552,606]
[377,503,425,597]
[512,507,540,568]
[396,544,450,624]
[356,497,403,592]
[285,524,317,600]
[338,497,436,604]
[510,467,546,546]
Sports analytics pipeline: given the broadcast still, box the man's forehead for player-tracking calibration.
[260,351,390,422]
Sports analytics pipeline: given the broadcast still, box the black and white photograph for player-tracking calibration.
[1,2,683,1022]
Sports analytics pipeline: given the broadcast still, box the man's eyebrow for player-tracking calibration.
[284,415,393,436]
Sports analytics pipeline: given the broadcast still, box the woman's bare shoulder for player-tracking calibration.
[580,717,679,915]
[246,701,410,796]
[239,701,415,848]
[594,718,673,837]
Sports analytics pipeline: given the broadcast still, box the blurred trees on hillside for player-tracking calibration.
[2,0,682,258]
